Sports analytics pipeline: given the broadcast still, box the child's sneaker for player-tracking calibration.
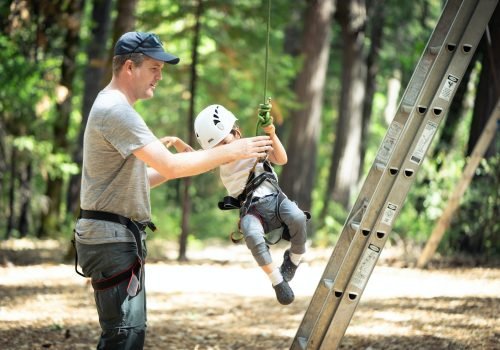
[280,249,298,282]
[273,280,295,305]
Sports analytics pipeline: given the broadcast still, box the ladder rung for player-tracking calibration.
[428,45,441,54]
[321,278,334,290]
[297,337,308,350]
[350,222,360,231]
[401,104,413,113]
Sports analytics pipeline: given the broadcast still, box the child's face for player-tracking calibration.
[216,128,241,146]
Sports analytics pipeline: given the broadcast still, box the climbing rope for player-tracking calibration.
[255,0,273,135]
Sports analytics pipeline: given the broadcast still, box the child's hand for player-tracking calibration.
[160,136,194,153]
[261,118,275,137]
[258,102,273,128]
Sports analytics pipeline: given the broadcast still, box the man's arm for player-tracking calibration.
[134,136,273,186]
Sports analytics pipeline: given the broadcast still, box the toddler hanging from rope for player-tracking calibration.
[194,103,309,305]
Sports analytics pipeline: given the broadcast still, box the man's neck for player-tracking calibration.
[105,79,135,105]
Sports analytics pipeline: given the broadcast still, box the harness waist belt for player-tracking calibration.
[79,209,156,232]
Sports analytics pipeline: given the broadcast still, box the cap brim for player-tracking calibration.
[144,51,180,65]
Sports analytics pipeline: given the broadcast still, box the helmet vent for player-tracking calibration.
[213,106,224,130]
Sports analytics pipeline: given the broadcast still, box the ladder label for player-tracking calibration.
[410,121,438,164]
[439,74,459,102]
[351,244,380,290]
[381,202,398,226]
[376,121,403,166]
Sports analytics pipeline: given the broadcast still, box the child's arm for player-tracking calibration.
[262,120,287,165]
[159,136,194,153]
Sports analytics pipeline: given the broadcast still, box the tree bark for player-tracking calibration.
[18,163,32,237]
[5,147,17,239]
[102,0,139,85]
[324,0,367,211]
[178,0,203,262]
[39,0,85,237]
[467,10,500,157]
[279,0,335,212]
[417,99,500,268]
[359,0,384,179]
[67,0,113,216]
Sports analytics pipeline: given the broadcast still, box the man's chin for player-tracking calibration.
[143,90,155,100]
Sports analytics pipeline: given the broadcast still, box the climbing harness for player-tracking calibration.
[72,209,157,297]
[219,159,311,245]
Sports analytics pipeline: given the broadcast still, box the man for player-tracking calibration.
[73,31,273,349]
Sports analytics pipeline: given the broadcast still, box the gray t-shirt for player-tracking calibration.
[75,89,157,244]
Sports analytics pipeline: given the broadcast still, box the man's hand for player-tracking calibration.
[224,135,273,160]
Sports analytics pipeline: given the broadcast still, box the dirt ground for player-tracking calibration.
[0,239,499,350]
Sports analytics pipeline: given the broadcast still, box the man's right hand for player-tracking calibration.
[225,135,273,160]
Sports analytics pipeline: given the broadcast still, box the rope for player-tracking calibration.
[256,0,273,136]
[263,0,271,103]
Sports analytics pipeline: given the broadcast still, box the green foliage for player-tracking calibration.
[1,0,496,262]
[444,156,500,257]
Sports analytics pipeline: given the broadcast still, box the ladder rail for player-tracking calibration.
[318,0,499,347]
[291,0,499,348]
[290,0,469,347]
[307,0,481,346]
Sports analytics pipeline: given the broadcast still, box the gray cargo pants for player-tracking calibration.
[240,192,307,266]
[75,240,147,350]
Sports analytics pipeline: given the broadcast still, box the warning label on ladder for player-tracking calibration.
[381,202,398,226]
[439,74,459,102]
[376,121,403,166]
[410,121,438,164]
[351,244,380,290]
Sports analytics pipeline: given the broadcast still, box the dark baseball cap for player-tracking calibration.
[114,31,180,65]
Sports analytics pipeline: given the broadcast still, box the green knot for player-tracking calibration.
[258,102,272,127]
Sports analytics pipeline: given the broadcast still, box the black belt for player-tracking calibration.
[73,209,156,294]
[79,209,156,232]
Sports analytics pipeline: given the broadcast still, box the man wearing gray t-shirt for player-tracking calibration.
[73,31,273,350]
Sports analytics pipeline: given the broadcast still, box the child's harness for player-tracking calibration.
[218,159,310,244]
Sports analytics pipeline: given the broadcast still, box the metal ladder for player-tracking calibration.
[291,0,499,349]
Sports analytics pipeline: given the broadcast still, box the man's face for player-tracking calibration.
[132,57,164,100]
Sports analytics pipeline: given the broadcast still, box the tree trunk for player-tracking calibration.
[279,0,335,212]
[6,147,17,239]
[359,0,384,179]
[324,0,367,211]
[67,0,113,216]
[39,0,84,237]
[102,0,139,85]
[18,163,32,237]
[178,0,203,262]
[383,71,401,125]
[0,118,6,221]
[417,99,500,268]
[467,11,500,157]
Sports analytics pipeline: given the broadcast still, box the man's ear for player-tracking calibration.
[124,59,134,75]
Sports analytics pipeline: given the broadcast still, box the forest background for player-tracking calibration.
[0,0,498,263]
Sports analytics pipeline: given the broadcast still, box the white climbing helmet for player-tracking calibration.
[194,104,237,149]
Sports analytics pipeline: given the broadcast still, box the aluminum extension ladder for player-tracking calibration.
[291,0,499,349]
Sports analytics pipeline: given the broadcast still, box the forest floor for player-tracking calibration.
[0,238,499,350]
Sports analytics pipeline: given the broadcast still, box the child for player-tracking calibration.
[194,103,309,305]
